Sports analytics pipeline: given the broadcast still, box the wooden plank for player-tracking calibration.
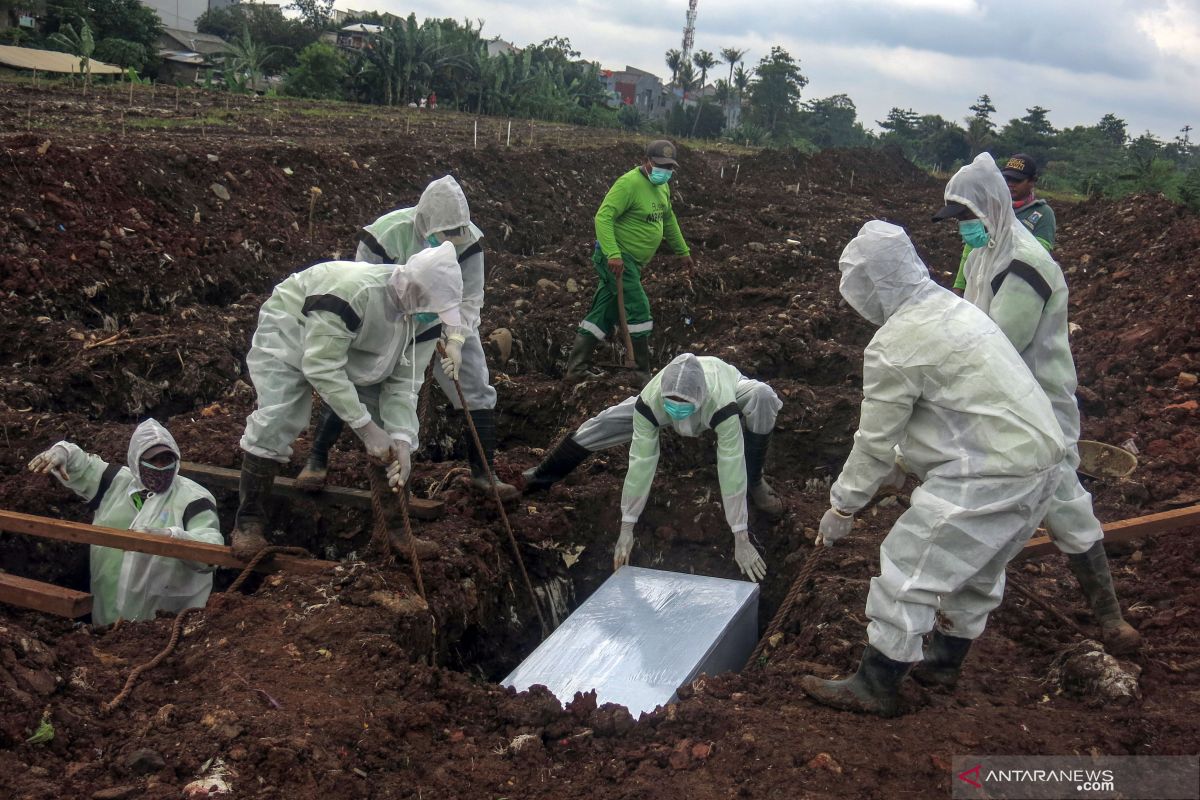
[1016,505,1200,561]
[0,573,92,618]
[0,511,337,575]
[178,462,444,520]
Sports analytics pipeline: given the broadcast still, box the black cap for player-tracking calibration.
[1001,153,1037,181]
[932,201,968,222]
[646,139,679,168]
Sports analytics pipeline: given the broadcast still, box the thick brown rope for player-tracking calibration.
[438,342,548,637]
[745,545,822,670]
[100,545,311,715]
[365,464,426,600]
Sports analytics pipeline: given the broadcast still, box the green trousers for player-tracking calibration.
[578,246,653,341]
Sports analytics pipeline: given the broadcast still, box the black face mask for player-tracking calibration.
[139,459,177,494]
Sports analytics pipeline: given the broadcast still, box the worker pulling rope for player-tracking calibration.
[100,545,311,715]
[365,464,426,601]
[438,341,548,637]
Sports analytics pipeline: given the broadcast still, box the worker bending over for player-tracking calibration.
[232,244,463,560]
[800,221,1064,717]
[297,176,518,501]
[525,353,783,581]
[28,419,222,626]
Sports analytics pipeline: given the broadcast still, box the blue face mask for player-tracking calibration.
[958,219,990,248]
[663,399,695,420]
[648,166,673,185]
[426,234,442,247]
[413,312,440,324]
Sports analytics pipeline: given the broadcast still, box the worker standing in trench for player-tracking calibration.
[295,176,519,502]
[230,244,463,560]
[800,221,1064,717]
[563,140,695,384]
[27,419,223,626]
[524,352,784,581]
[935,153,1141,653]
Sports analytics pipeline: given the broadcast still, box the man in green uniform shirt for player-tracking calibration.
[952,153,1056,294]
[565,139,694,382]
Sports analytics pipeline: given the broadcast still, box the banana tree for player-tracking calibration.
[47,19,95,96]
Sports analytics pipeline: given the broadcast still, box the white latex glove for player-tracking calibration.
[28,445,70,481]
[818,507,854,547]
[352,420,394,462]
[881,461,907,493]
[613,520,636,571]
[441,333,465,381]
[733,530,766,582]
[386,440,412,491]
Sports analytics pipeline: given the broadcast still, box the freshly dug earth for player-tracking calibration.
[1,83,1197,799]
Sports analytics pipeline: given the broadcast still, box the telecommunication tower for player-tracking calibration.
[680,0,698,66]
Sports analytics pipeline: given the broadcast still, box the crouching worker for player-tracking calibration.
[524,353,783,582]
[27,419,222,626]
[799,221,1065,717]
[232,243,464,561]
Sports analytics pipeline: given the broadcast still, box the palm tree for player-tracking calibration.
[692,49,717,91]
[664,48,682,86]
[47,19,95,95]
[719,47,746,128]
[732,63,751,128]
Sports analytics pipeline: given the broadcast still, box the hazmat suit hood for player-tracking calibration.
[838,221,933,326]
[658,353,708,407]
[389,240,464,327]
[413,176,473,241]
[125,418,180,493]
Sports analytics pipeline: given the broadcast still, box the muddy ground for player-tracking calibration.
[0,81,1197,799]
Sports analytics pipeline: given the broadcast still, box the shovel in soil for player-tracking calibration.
[1077,440,1138,479]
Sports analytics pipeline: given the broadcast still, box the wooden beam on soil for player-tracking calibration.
[1016,504,1200,561]
[177,462,444,520]
[0,573,93,618]
[0,511,337,575]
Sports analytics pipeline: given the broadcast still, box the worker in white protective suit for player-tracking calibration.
[232,242,463,560]
[523,353,784,581]
[934,153,1141,654]
[798,221,1065,717]
[295,176,519,501]
[27,419,223,626]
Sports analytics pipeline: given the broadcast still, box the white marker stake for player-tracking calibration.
[506,120,512,147]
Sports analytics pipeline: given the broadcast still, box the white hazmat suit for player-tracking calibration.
[34,420,222,626]
[944,153,1102,554]
[830,221,1064,662]
[240,242,462,461]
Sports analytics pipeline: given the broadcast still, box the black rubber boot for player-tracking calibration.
[522,436,591,493]
[232,453,279,560]
[466,409,520,502]
[295,405,345,491]
[743,430,783,517]
[910,629,974,688]
[1068,541,1142,654]
[631,336,652,386]
[564,332,601,381]
[799,645,912,718]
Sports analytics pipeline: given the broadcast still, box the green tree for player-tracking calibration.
[47,19,95,94]
[747,46,807,138]
[1096,113,1128,147]
[795,94,872,148]
[692,49,717,88]
[718,46,746,127]
[664,48,682,85]
[284,42,345,98]
[221,25,287,90]
[42,0,161,72]
[288,0,334,32]
[197,4,315,70]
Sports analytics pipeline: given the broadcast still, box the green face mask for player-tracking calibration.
[413,312,440,324]
[958,219,990,248]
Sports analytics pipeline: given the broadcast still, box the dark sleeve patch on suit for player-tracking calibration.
[414,323,443,343]
[991,259,1053,304]
[708,402,742,429]
[357,230,394,263]
[181,497,218,529]
[86,463,122,511]
[458,242,483,264]
[302,294,362,332]
[634,397,660,427]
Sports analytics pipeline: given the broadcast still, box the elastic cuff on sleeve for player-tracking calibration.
[620,513,640,524]
[348,411,373,430]
[389,431,415,448]
[731,525,748,534]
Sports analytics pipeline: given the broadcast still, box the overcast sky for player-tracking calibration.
[338,0,1200,141]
